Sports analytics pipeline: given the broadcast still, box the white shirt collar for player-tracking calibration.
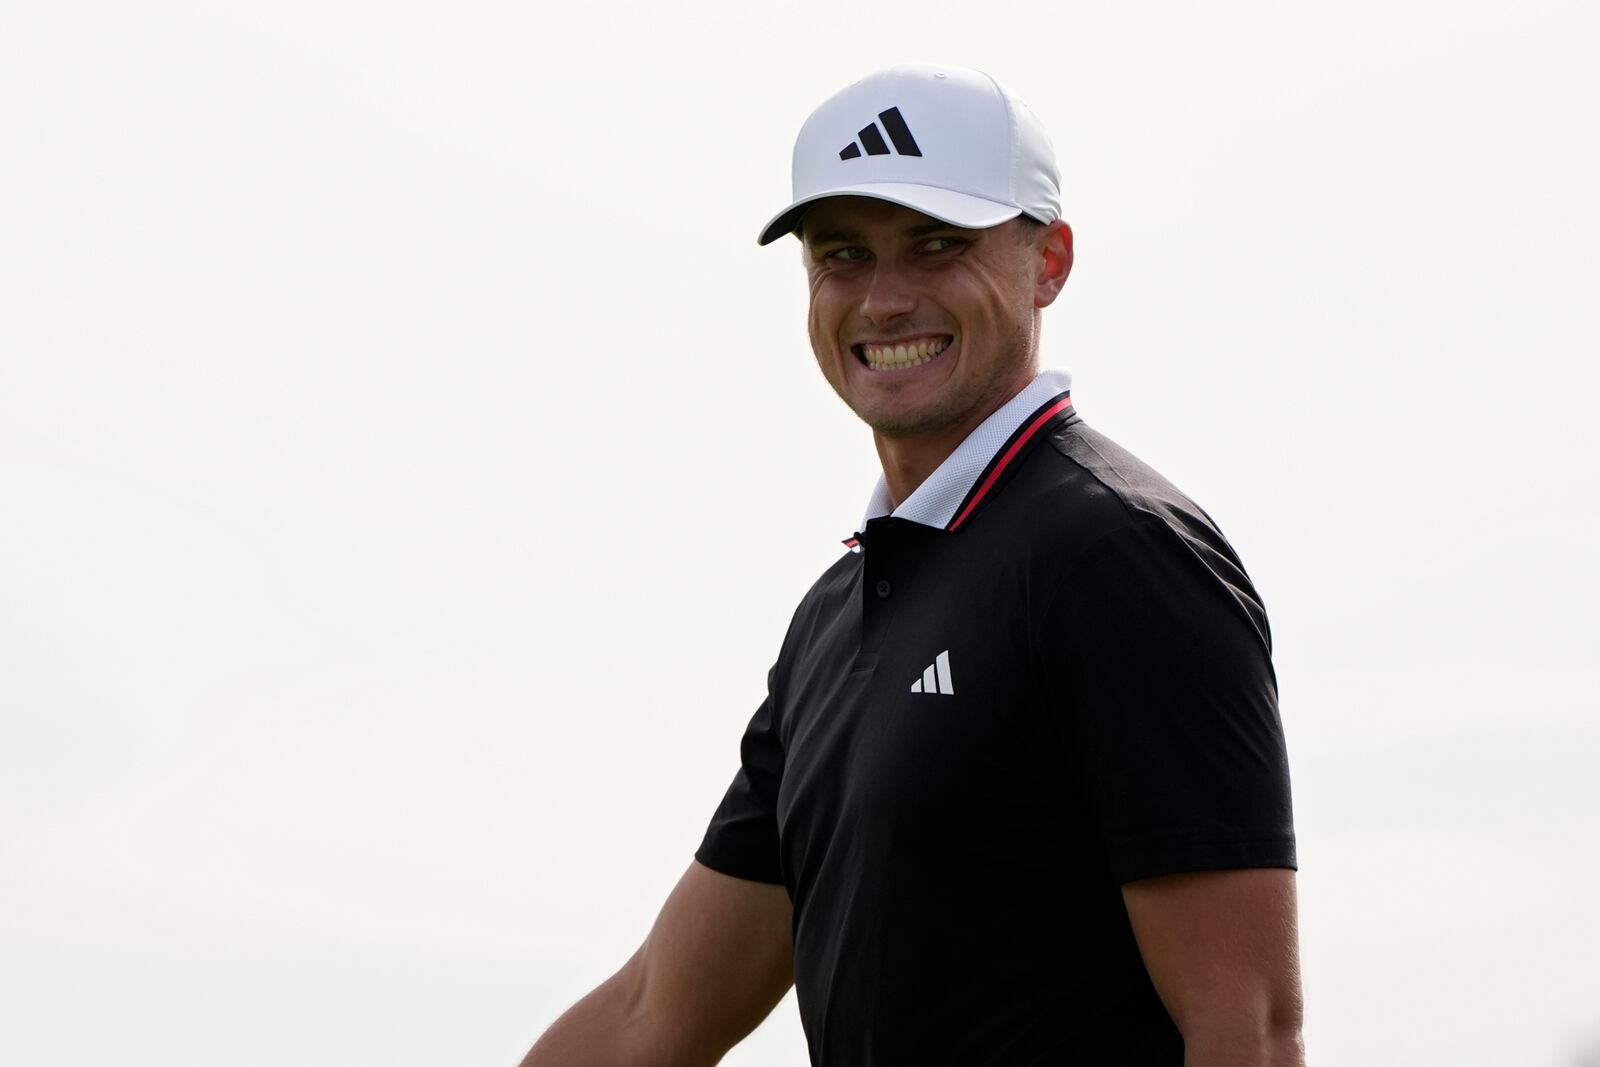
[859,367,1073,531]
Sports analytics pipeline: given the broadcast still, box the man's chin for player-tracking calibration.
[852,375,1027,441]
[855,401,968,438]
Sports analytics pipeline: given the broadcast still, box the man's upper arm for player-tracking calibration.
[527,663,794,1067]
[643,660,790,1059]
[1043,515,1302,1060]
[1122,868,1305,1065]
[629,859,794,1062]
[521,860,791,1067]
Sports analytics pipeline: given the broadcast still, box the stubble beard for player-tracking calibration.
[857,388,984,438]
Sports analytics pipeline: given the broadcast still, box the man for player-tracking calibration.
[522,63,1303,1066]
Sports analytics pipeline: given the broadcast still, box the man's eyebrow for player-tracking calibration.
[804,221,973,246]
[804,227,861,246]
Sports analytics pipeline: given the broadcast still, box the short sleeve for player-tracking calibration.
[1045,518,1297,885]
[694,667,787,885]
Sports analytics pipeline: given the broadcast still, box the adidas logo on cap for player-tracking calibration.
[839,106,922,160]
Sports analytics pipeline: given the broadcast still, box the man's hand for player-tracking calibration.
[1122,867,1305,1066]
[520,860,794,1067]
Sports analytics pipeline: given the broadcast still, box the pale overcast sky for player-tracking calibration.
[3,2,1597,1065]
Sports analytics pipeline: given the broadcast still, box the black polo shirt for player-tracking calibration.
[696,370,1296,1066]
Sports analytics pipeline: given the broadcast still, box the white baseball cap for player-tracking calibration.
[756,63,1062,246]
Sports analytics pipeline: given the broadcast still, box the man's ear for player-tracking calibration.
[1034,220,1074,309]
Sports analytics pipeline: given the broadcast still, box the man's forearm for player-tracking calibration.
[1182,1022,1305,1067]
[520,971,648,1067]
[520,965,728,1067]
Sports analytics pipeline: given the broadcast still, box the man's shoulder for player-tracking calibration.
[1012,416,1273,648]
[991,416,1221,548]
[994,416,1258,591]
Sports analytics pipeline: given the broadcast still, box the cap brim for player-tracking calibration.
[756,184,1024,246]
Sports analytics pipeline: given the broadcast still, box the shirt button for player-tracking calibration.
[875,579,892,598]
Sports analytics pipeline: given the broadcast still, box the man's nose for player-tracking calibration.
[859,262,918,324]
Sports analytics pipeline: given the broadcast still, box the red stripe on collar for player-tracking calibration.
[946,395,1074,532]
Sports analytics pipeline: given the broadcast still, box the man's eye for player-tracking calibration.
[824,247,870,262]
[922,237,965,252]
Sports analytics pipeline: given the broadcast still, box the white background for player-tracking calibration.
[3,2,1597,1064]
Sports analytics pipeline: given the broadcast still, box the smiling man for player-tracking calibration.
[800,197,1067,506]
[521,64,1303,1067]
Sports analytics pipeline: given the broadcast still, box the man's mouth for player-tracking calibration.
[852,335,953,372]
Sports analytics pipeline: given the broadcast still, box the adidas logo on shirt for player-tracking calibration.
[839,106,923,160]
[910,650,954,695]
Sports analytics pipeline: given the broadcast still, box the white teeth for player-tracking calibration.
[860,336,951,371]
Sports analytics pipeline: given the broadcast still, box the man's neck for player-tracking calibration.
[871,367,1040,510]
[873,424,976,512]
